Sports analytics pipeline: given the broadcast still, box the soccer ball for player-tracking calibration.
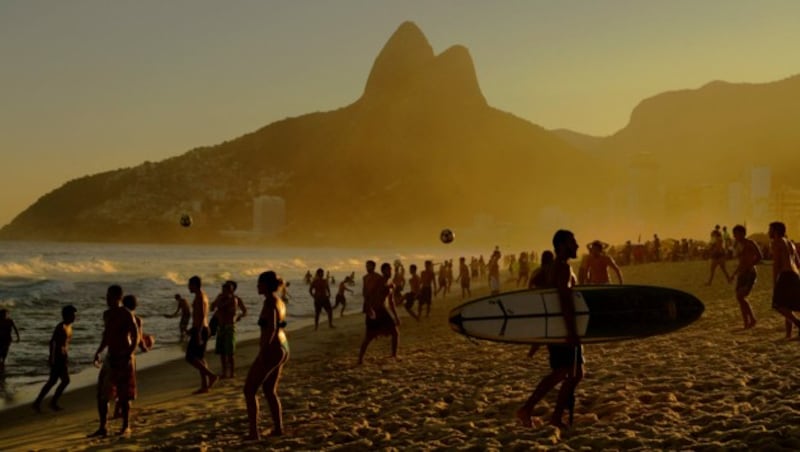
[179,214,193,227]
[440,228,455,244]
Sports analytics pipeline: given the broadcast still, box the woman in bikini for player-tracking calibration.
[244,271,289,440]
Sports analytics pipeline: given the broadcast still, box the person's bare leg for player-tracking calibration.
[190,359,217,393]
[33,376,57,412]
[243,359,267,440]
[327,306,335,328]
[262,362,285,436]
[358,335,374,365]
[118,399,131,436]
[516,369,567,427]
[50,375,70,410]
[88,399,109,437]
[314,307,320,331]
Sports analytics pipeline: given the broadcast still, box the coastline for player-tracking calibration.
[4,260,800,450]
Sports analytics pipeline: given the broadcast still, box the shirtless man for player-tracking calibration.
[578,240,623,285]
[358,263,401,364]
[211,281,247,378]
[516,252,531,288]
[166,294,191,342]
[362,261,384,315]
[418,260,437,318]
[332,276,354,317]
[728,225,761,329]
[436,262,449,298]
[403,264,421,320]
[180,276,218,394]
[309,268,334,330]
[517,230,583,430]
[33,305,77,412]
[768,222,800,338]
[89,285,140,438]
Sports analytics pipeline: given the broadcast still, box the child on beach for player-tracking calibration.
[332,276,354,317]
[33,305,77,412]
[0,309,21,375]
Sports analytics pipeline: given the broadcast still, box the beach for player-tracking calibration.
[3,259,800,450]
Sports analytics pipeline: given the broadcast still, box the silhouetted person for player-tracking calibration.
[180,276,217,394]
[0,309,20,376]
[729,225,761,329]
[578,240,623,285]
[309,268,334,330]
[358,263,401,364]
[768,222,800,338]
[33,305,77,412]
[518,230,583,430]
[244,271,289,440]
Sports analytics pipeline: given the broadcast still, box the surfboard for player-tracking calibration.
[448,285,704,344]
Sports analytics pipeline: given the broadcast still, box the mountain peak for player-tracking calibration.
[362,22,486,106]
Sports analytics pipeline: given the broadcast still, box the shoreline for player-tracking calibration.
[4,260,799,450]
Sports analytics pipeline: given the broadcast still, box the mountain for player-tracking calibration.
[0,22,603,246]
[551,129,605,154]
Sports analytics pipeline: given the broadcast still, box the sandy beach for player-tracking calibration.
[3,259,800,450]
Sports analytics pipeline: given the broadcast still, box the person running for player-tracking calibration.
[244,271,289,440]
[166,294,191,342]
[358,263,401,364]
[517,230,583,430]
[33,305,77,412]
[768,221,800,338]
[403,264,421,320]
[332,276,354,317]
[728,225,761,329]
[0,309,20,376]
[180,276,218,394]
[211,281,247,379]
[455,257,472,299]
[309,268,334,330]
[578,240,623,285]
[436,262,449,298]
[707,226,731,285]
[418,260,437,318]
[89,285,140,438]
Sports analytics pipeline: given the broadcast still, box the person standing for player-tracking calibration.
[517,230,583,430]
[332,276,354,317]
[358,263,401,364]
[244,271,289,440]
[180,276,218,394]
[728,225,761,329]
[33,305,77,412]
[309,269,334,330]
[165,294,191,342]
[89,285,140,438]
[768,222,800,338]
[211,281,247,379]
[578,240,623,285]
[418,260,436,318]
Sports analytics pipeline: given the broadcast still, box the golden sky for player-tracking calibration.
[1,0,798,227]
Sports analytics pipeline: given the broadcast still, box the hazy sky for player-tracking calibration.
[1,0,799,228]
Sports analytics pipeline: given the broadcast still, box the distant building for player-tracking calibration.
[253,196,286,237]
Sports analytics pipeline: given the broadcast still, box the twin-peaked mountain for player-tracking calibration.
[0,22,602,245]
[3,22,799,245]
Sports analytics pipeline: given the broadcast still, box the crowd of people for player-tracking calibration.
[5,220,800,439]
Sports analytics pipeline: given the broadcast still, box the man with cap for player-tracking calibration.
[578,240,623,285]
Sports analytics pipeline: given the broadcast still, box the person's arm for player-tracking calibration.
[126,313,140,356]
[11,320,20,342]
[166,296,182,317]
[555,263,579,344]
[387,290,400,325]
[48,327,58,366]
[236,296,247,322]
[94,314,108,364]
[609,258,623,285]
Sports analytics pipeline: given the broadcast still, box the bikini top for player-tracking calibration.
[258,317,287,329]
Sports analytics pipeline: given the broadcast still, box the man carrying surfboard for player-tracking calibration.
[517,229,584,430]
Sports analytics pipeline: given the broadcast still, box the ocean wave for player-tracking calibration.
[0,256,118,278]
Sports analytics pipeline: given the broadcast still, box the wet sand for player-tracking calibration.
[2,259,800,450]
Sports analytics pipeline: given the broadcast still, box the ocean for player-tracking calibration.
[0,240,477,410]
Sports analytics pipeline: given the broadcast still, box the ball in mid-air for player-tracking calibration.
[440,228,455,244]
[179,214,193,227]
